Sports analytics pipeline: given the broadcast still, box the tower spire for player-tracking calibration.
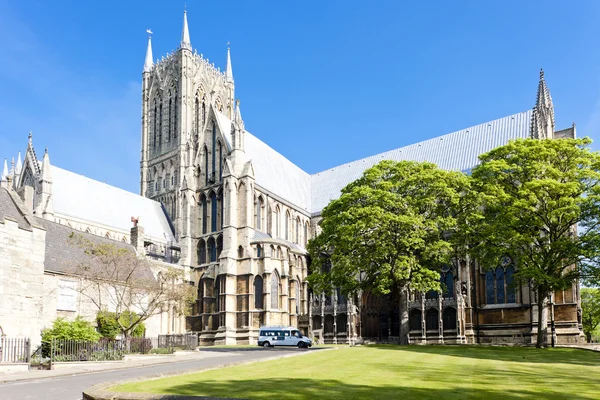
[15,151,22,174]
[226,45,234,83]
[530,69,555,139]
[143,30,154,73]
[181,10,191,50]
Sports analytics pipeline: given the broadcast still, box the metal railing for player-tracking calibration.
[0,337,30,364]
[158,333,198,350]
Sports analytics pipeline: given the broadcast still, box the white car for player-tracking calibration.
[258,326,312,348]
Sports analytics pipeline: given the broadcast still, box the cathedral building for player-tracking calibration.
[0,11,583,347]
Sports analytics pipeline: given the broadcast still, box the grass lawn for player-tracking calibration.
[112,345,600,399]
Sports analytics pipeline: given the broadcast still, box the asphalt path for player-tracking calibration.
[0,347,315,400]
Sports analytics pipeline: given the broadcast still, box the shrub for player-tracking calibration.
[96,310,146,339]
[41,317,101,357]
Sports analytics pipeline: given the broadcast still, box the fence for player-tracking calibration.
[49,338,124,362]
[0,337,31,364]
[158,333,198,350]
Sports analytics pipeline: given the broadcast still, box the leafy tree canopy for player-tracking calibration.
[308,160,470,343]
[581,288,600,343]
[468,137,600,347]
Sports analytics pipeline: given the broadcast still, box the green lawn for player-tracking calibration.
[112,345,600,399]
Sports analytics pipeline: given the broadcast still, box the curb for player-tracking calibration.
[83,348,334,400]
[0,354,225,384]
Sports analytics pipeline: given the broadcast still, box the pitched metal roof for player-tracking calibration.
[245,131,312,212]
[51,166,175,243]
[310,111,533,212]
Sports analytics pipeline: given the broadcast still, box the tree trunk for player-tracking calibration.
[586,332,592,343]
[536,292,549,348]
[399,285,409,345]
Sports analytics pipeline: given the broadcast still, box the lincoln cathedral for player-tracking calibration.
[0,11,583,347]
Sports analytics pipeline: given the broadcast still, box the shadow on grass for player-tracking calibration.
[366,344,600,366]
[198,347,325,353]
[138,377,593,400]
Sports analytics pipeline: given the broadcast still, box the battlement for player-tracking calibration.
[150,46,226,85]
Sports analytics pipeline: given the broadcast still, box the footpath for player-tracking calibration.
[0,350,229,384]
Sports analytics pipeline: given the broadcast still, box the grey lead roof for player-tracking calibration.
[0,188,29,229]
[227,110,534,214]
[51,166,175,243]
[310,110,533,212]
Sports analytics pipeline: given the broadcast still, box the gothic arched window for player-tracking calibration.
[443,307,457,330]
[201,194,207,234]
[271,271,280,309]
[256,196,263,231]
[167,93,172,142]
[506,265,516,303]
[285,212,290,241]
[158,101,163,147]
[426,308,439,331]
[444,272,454,299]
[217,235,223,259]
[496,267,505,304]
[211,123,217,181]
[204,146,209,185]
[304,222,308,246]
[195,97,200,133]
[197,239,206,265]
[254,275,264,309]
[153,99,158,149]
[208,237,217,262]
[210,191,218,232]
[217,141,222,181]
[275,207,280,237]
[485,270,495,304]
[409,309,422,331]
[173,92,178,140]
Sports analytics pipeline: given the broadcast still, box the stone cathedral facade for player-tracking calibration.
[136,11,584,346]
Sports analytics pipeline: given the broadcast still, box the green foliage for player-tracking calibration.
[467,137,600,347]
[582,288,600,343]
[150,347,173,354]
[308,160,469,297]
[96,310,145,339]
[41,317,101,342]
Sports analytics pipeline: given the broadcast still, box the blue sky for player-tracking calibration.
[1,0,600,194]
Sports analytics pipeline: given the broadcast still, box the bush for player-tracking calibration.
[41,317,101,357]
[96,310,145,339]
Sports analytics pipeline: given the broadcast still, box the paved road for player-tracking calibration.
[0,348,314,400]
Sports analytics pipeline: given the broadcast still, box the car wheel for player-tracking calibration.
[297,342,306,349]
[263,341,271,348]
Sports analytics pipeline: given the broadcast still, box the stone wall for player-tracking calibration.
[0,216,46,349]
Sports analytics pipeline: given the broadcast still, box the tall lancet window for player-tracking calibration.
[202,100,206,126]
[256,197,263,231]
[271,271,280,309]
[167,92,172,142]
[218,142,223,181]
[158,102,163,147]
[210,191,218,232]
[204,146,209,185]
[153,100,158,149]
[211,123,217,181]
[195,98,200,133]
[173,92,178,141]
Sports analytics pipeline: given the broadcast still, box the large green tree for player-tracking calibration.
[468,137,600,348]
[581,288,600,343]
[308,160,470,344]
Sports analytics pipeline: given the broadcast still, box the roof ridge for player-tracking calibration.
[311,111,531,177]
